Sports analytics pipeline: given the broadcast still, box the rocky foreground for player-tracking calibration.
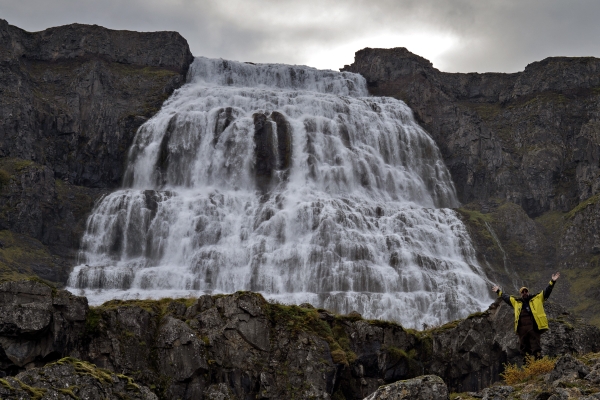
[0,280,598,399]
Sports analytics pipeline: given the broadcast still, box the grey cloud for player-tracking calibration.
[1,0,599,72]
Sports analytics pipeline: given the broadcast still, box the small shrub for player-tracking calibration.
[501,355,556,385]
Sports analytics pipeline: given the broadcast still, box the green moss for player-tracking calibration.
[508,91,569,109]
[17,380,47,400]
[454,207,496,247]
[385,346,417,361]
[535,211,568,235]
[265,302,359,365]
[0,169,10,191]
[461,102,502,121]
[85,307,103,335]
[117,374,140,392]
[366,319,402,329]
[58,387,81,400]
[428,320,460,333]
[332,388,346,400]
[0,230,57,283]
[0,378,13,389]
[52,357,114,384]
[563,264,600,327]
[565,194,600,219]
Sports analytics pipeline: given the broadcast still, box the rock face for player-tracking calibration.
[1,281,599,399]
[0,280,87,373]
[342,48,600,326]
[0,19,194,280]
[342,48,600,218]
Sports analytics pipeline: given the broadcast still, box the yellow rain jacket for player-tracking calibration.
[496,280,555,332]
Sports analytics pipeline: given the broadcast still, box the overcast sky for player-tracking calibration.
[2,0,600,73]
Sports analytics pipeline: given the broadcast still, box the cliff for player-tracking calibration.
[342,48,600,326]
[0,281,598,399]
[0,20,194,282]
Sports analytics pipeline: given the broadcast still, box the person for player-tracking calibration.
[491,272,560,360]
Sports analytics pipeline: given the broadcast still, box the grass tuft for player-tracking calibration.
[501,355,557,385]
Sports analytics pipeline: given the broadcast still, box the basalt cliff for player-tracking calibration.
[1,20,600,400]
[0,19,193,283]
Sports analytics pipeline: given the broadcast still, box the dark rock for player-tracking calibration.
[362,375,449,400]
[0,280,86,370]
[253,113,277,192]
[0,357,157,400]
[342,48,600,218]
[478,385,514,400]
[0,283,598,398]
[586,364,600,385]
[0,19,194,281]
[548,354,591,382]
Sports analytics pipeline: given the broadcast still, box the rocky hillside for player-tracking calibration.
[0,280,598,399]
[0,20,194,283]
[342,49,600,326]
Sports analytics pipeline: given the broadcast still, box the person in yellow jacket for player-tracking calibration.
[491,272,560,359]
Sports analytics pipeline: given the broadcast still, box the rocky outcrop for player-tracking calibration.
[0,280,86,373]
[362,375,448,400]
[1,281,599,399]
[0,20,194,279]
[342,48,600,219]
[0,357,157,399]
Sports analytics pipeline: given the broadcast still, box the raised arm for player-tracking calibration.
[492,285,513,307]
[543,272,560,300]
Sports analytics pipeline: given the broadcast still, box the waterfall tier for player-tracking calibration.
[68,57,492,328]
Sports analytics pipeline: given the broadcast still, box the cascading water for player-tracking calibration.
[67,57,493,328]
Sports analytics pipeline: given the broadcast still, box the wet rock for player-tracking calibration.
[362,375,448,400]
[253,113,278,192]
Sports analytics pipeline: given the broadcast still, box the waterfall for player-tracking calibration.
[67,57,492,328]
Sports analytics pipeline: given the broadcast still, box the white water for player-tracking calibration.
[67,57,492,328]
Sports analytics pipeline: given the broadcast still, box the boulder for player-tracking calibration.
[0,280,86,370]
[0,357,156,400]
[362,375,448,400]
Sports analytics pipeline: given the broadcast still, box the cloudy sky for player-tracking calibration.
[2,0,600,73]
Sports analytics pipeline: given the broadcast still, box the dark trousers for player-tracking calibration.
[517,313,541,358]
